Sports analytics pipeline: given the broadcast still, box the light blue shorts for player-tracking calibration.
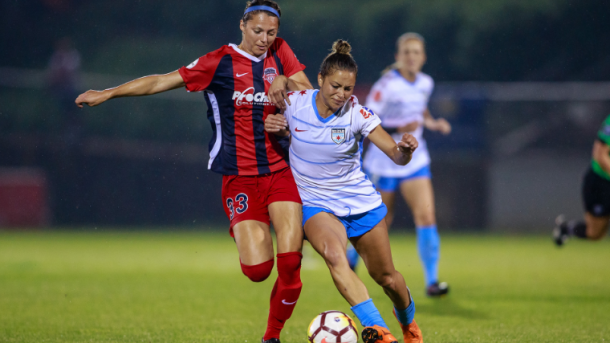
[366,165,431,193]
[302,204,388,238]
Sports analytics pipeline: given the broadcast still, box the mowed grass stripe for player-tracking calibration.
[0,231,608,342]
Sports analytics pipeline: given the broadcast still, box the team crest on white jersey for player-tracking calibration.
[264,67,278,84]
[331,128,346,145]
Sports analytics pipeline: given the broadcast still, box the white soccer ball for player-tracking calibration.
[307,310,359,343]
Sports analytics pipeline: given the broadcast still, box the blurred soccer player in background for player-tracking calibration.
[266,40,423,343]
[554,114,610,245]
[75,1,313,342]
[352,33,451,297]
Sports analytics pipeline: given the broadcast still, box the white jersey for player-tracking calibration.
[284,89,383,217]
[363,70,434,178]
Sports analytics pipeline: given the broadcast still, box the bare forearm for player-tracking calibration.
[107,75,175,99]
[286,78,312,91]
[598,155,610,175]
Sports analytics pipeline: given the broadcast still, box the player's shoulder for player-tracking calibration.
[417,72,435,89]
[186,45,232,69]
[287,89,315,107]
[270,37,289,52]
[342,95,376,118]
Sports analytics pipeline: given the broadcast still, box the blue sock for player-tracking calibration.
[416,225,440,287]
[394,296,416,325]
[346,244,360,270]
[351,299,388,329]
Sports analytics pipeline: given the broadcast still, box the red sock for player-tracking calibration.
[263,252,303,341]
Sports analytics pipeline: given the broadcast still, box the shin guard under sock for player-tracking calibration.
[263,252,303,340]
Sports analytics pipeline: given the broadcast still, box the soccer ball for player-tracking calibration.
[307,311,359,343]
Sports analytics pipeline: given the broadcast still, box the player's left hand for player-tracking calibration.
[397,133,418,155]
[264,113,288,133]
[268,75,290,111]
[433,118,452,135]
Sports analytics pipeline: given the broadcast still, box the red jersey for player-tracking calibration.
[178,38,305,176]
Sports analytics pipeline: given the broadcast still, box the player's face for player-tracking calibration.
[318,69,356,112]
[239,13,279,57]
[395,39,426,74]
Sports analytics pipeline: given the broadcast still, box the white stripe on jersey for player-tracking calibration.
[284,90,383,217]
[363,70,434,178]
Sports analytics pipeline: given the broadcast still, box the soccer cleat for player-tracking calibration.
[361,325,398,343]
[553,214,569,247]
[392,310,423,343]
[261,338,280,343]
[426,281,449,297]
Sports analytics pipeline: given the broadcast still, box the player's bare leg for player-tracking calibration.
[379,190,397,228]
[554,212,609,245]
[401,177,448,296]
[351,220,422,343]
[233,220,275,266]
[400,177,436,228]
[260,201,304,342]
[269,201,303,253]
[305,212,370,305]
[584,212,609,240]
[351,220,411,309]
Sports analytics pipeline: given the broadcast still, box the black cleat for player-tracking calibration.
[427,281,449,297]
[553,215,569,247]
[261,338,280,343]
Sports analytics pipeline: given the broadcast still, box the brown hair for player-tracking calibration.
[319,40,358,78]
[243,0,281,25]
[382,32,426,75]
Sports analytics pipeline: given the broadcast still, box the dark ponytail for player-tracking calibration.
[319,39,358,78]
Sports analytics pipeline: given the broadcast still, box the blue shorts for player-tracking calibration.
[302,204,388,238]
[367,165,431,193]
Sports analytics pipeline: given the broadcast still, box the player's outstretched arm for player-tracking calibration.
[264,113,290,137]
[368,126,418,166]
[75,70,185,108]
[268,72,313,112]
[423,108,451,135]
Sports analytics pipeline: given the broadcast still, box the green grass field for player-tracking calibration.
[0,231,609,343]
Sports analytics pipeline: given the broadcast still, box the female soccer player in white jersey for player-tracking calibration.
[75,1,313,342]
[359,33,451,297]
[266,40,423,343]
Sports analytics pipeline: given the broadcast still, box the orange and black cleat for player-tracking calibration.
[392,309,423,343]
[361,325,399,343]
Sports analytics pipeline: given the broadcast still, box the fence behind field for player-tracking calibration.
[2,67,610,231]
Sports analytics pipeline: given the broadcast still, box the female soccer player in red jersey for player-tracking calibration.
[75,2,312,342]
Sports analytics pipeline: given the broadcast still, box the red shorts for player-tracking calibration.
[222,167,302,236]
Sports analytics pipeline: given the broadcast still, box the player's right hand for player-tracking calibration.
[267,75,291,112]
[75,90,109,108]
[264,113,288,133]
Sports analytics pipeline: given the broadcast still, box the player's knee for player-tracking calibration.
[240,258,274,282]
[277,252,303,284]
[324,248,349,270]
[414,211,435,227]
[370,270,397,289]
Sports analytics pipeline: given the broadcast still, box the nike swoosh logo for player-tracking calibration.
[236,72,249,77]
[295,128,307,132]
[281,299,297,305]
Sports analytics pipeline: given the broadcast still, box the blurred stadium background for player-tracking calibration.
[1,0,609,231]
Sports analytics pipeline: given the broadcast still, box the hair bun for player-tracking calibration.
[332,39,352,56]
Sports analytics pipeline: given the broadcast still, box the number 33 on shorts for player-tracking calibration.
[226,193,249,220]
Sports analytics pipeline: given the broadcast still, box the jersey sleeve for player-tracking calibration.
[598,115,610,145]
[365,79,388,116]
[282,91,302,127]
[275,39,306,78]
[178,51,221,92]
[353,103,382,138]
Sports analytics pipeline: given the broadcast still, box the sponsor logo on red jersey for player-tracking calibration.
[232,87,271,106]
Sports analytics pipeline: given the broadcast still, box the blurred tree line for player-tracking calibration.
[2,0,608,81]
